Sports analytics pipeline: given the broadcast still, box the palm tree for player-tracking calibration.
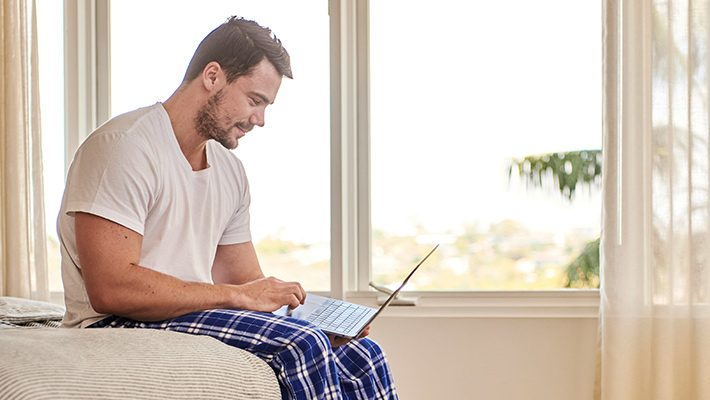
[507,150,602,288]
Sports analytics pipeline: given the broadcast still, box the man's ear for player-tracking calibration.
[201,61,223,92]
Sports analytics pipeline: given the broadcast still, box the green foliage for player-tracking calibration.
[564,238,600,288]
[507,149,602,288]
[507,150,602,200]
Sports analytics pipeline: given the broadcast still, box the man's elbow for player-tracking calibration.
[85,285,122,315]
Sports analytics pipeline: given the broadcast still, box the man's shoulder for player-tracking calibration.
[95,103,168,137]
[81,104,170,154]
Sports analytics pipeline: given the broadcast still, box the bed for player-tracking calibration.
[0,296,281,399]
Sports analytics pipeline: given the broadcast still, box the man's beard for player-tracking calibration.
[194,89,239,150]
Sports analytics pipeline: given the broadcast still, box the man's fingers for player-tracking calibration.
[273,278,306,309]
[283,280,306,305]
[239,277,308,312]
[288,294,301,310]
[297,283,307,304]
[357,326,371,339]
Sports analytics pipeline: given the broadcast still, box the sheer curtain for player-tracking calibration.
[600,0,710,398]
[0,0,49,300]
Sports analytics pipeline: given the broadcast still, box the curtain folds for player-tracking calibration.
[600,0,710,398]
[0,0,49,300]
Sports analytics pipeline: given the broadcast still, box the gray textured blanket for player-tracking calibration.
[0,297,280,400]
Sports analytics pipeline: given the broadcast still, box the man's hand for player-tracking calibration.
[327,326,371,348]
[212,243,306,312]
[232,276,306,313]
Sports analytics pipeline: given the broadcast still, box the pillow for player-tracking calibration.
[0,296,65,324]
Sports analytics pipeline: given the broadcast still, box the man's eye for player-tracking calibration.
[251,98,261,106]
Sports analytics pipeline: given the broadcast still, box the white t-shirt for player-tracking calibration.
[58,103,252,328]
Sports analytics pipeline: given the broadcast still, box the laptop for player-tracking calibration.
[274,244,439,338]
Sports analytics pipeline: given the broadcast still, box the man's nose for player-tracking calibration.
[250,109,265,127]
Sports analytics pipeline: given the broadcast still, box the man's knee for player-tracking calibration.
[359,337,386,356]
[289,324,332,355]
[335,337,389,366]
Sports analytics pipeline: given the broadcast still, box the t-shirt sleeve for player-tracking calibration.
[217,154,252,245]
[63,131,156,235]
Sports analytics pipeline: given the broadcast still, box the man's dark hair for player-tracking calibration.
[183,16,292,83]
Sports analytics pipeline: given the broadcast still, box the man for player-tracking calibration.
[58,16,397,400]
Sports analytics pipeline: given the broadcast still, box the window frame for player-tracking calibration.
[62,0,599,319]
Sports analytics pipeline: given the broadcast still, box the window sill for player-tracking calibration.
[51,290,601,319]
[342,290,600,319]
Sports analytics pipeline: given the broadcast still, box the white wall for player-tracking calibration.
[370,316,598,400]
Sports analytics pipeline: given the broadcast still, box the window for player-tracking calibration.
[369,1,602,290]
[37,0,64,293]
[50,1,601,315]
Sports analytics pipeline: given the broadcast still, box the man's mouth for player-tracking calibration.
[235,123,253,138]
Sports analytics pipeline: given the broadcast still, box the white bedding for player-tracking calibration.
[0,297,281,400]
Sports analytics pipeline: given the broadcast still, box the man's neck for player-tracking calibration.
[162,86,210,171]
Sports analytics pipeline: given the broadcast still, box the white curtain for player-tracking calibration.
[0,0,49,300]
[600,0,710,398]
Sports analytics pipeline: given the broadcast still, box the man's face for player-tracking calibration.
[194,58,283,150]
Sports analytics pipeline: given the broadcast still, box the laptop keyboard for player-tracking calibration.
[303,298,372,333]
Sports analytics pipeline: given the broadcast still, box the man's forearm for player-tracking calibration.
[86,262,239,321]
[87,262,306,321]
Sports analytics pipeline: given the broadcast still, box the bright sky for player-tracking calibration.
[369,1,601,237]
[38,0,601,245]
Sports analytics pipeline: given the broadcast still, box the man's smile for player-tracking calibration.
[234,122,253,138]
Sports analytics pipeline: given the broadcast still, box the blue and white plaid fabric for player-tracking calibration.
[90,309,398,400]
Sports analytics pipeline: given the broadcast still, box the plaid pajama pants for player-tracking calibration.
[89,309,398,400]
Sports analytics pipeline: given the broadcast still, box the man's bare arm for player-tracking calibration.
[75,212,305,321]
[211,241,265,284]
